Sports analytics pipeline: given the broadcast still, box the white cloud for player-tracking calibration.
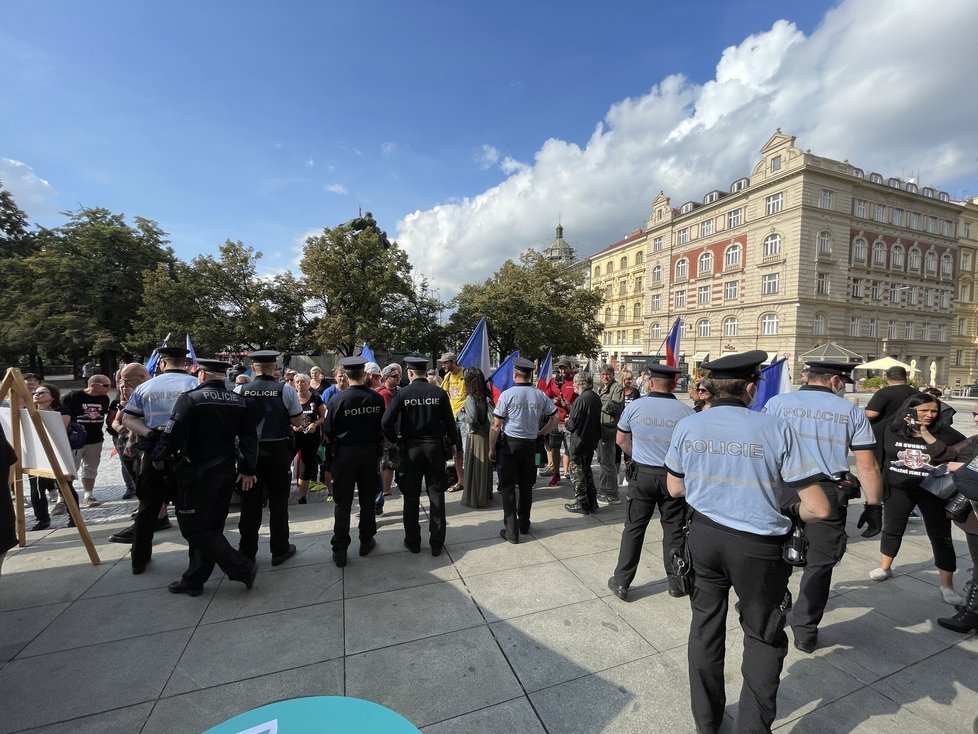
[306,157,315,168]
[396,0,978,298]
[381,141,397,156]
[0,158,56,218]
[325,183,348,195]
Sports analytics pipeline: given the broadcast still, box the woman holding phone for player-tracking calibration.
[870,393,965,603]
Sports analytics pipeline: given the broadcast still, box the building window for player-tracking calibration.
[817,231,832,255]
[633,303,642,320]
[892,245,905,268]
[816,273,829,295]
[675,290,687,308]
[651,294,661,311]
[927,216,937,234]
[723,316,739,336]
[652,264,662,283]
[698,285,711,304]
[618,305,626,322]
[675,259,689,279]
[855,200,867,218]
[887,320,896,339]
[851,278,863,298]
[925,251,937,274]
[657,209,663,221]
[724,243,742,267]
[924,288,933,307]
[852,238,867,262]
[634,276,643,292]
[892,208,904,227]
[651,323,661,340]
[698,319,711,337]
[873,204,886,223]
[954,350,962,366]
[607,261,615,273]
[653,236,663,252]
[813,313,826,335]
[763,233,782,258]
[635,251,644,265]
[849,317,860,337]
[761,313,779,335]
[872,242,887,266]
[871,280,882,300]
[727,208,743,228]
[910,212,920,229]
[965,222,973,239]
[905,321,914,339]
[868,318,878,338]
[731,178,749,193]
[943,220,954,237]
[908,247,921,271]
[677,228,689,245]
[606,285,613,298]
[922,323,930,341]
[723,280,739,300]
[762,273,780,295]
[940,253,952,276]
[633,329,641,343]
[821,190,832,209]
[593,265,601,278]
[698,252,714,274]
[605,308,612,323]
[958,317,966,336]
[770,155,782,172]
[960,283,971,302]
[620,256,628,269]
[619,281,627,296]
[907,287,919,305]
[961,251,973,271]
[679,321,689,338]
[765,193,784,216]
[702,219,714,237]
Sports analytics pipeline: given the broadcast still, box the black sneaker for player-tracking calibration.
[110,526,136,544]
[359,538,376,557]
[30,520,51,531]
[271,543,297,566]
[168,580,203,597]
[332,550,347,567]
[564,501,591,515]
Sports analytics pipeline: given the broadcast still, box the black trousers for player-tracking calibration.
[880,481,956,571]
[295,432,320,481]
[399,440,448,550]
[790,484,847,645]
[497,437,537,540]
[28,476,71,524]
[238,439,294,559]
[331,444,379,552]
[612,469,686,587]
[175,460,253,589]
[132,457,177,568]
[687,514,791,734]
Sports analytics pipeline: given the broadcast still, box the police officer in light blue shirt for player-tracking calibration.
[764,360,883,653]
[608,363,694,601]
[664,350,830,734]
[489,357,559,543]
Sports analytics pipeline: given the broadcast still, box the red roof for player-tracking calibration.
[588,229,646,258]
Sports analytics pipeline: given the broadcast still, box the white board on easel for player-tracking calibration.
[0,407,76,479]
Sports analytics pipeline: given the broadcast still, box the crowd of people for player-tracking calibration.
[4,351,978,732]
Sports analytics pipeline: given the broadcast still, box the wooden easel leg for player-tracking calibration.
[57,477,101,565]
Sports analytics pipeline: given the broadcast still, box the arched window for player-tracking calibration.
[620,256,628,270]
[675,258,689,279]
[651,323,661,340]
[872,241,887,266]
[723,316,739,336]
[761,313,779,335]
[618,305,626,322]
[941,253,952,276]
[633,302,642,319]
[817,231,832,255]
[925,251,937,274]
[908,247,922,271]
[635,251,644,265]
[852,237,867,262]
[724,244,742,267]
[607,261,615,273]
[891,245,905,268]
[698,319,711,337]
[813,313,826,335]
[604,308,611,323]
[652,264,662,282]
[593,265,601,278]
[698,252,714,274]
[763,233,782,258]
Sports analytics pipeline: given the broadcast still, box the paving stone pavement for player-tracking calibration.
[1,395,977,732]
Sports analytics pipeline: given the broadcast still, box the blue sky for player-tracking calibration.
[3,1,977,297]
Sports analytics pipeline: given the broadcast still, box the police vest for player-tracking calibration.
[240,378,291,441]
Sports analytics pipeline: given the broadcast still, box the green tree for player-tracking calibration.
[448,251,603,359]
[301,218,443,356]
[0,181,33,257]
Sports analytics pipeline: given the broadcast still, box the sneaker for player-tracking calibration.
[941,586,964,605]
[548,474,561,487]
[30,520,50,531]
[595,493,609,504]
[83,497,102,509]
[537,467,555,477]
[908,508,922,521]
[605,494,622,505]
[869,568,893,582]
[51,501,67,516]
[297,496,307,505]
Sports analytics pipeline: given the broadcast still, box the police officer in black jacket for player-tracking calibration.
[382,356,457,555]
[153,359,260,596]
[323,356,385,567]
[235,350,303,566]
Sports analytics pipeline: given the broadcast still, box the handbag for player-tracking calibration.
[66,421,88,451]
[920,466,957,500]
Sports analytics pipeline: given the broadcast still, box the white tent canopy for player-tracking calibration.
[852,357,919,373]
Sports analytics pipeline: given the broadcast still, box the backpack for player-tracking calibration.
[66,422,88,450]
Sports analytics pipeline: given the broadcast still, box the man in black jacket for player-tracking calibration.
[564,372,603,514]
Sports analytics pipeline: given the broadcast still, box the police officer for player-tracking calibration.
[764,361,883,653]
[381,356,456,555]
[323,356,385,567]
[152,359,260,596]
[235,349,303,566]
[607,363,693,601]
[488,357,559,543]
[119,346,198,574]
[664,351,831,734]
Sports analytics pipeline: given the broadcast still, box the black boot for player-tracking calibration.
[938,581,978,634]
[564,500,591,514]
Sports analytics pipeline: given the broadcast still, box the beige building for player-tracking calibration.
[588,229,648,365]
[949,197,978,388]
[587,130,963,382]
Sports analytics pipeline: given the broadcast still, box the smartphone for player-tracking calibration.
[906,409,920,428]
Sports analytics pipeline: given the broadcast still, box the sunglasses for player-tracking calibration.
[972,412,978,418]
[696,388,709,394]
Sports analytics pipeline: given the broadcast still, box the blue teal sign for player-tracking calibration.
[204,696,420,734]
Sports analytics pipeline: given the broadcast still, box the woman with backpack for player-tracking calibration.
[461,368,494,509]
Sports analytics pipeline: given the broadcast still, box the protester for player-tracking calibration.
[460,368,494,509]
[292,373,325,505]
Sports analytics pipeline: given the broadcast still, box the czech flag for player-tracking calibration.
[145,332,172,376]
[536,348,553,391]
[186,333,199,374]
[457,317,491,378]
[360,343,376,363]
[751,357,791,412]
[665,318,681,368]
[488,350,520,403]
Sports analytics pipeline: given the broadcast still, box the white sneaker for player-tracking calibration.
[869,568,893,582]
[51,501,67,516]
[83,497,102,508]
[941,586,964,605]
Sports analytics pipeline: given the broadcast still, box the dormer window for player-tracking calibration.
[851,168,864,179]
[906,182,918,194]
[887,178,902,189]
[704,191,720,204]
[939,191,950,202]
[730,177,749,193]
[923,187,935,198]
[869,172,883,184]
[680,202,695,214]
